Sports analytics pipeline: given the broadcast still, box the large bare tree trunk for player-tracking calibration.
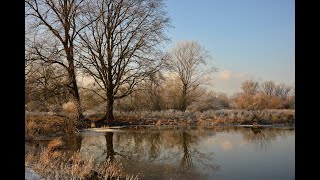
[72,82,84,120]
[66,48,84,120]
[181,85,187,112]
[105,98,114,126]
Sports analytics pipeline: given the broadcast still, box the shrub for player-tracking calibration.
[25,101,49,112]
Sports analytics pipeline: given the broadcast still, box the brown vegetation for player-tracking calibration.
[26,109,294,140]
[26,139,138,179]
[25,115,65,140]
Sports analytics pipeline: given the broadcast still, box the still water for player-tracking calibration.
[29,126,295,179]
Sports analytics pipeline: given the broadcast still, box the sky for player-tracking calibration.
[164,0,295,96]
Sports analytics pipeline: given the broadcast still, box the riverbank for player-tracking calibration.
[25,109,294,140]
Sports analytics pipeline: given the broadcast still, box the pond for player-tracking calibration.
[27,125,295,180]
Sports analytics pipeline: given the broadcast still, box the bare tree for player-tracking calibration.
[231,80,260,109]
[241,80,259,97]
[25,37,69,110]
[25,0,96,120]
[275,83,291,99]
[147,71,166,110]
[77,0,170,125]
[25,62,69,109]
[261,80,275,98]
[168,41,215,111]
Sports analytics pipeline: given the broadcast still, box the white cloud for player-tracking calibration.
[218,70,232,80]
[216,70,250,82]
[209,69,255,96]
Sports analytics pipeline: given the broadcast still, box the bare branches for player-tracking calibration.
[167,40,215,111]
[261,81,275,98]
[25,0,93,119]
[275,83,292,99]
[76,0,170,121]
[241,80,259,97]
[80,86,107,100]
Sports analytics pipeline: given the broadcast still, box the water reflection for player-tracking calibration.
[79,126,221,179]
[28,126,294,179]
[180,130,192,170]
[105,133,115,162]
[241,127,292,151]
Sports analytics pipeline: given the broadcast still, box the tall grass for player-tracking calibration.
[25,115,66,140]
[62,100,81,133]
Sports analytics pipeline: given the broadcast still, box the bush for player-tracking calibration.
[25,101,49,112]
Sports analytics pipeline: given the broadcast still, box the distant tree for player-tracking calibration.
[25,62,69,111]
[231,80,260,109]
[287,84,295,109]
[144,72,165,111]
[241,80,259,97]
[114,72,165,112]
[189,91,230,111]
[167,41,215,111]
[261,80,275,98]
[77,0,170,125]
[161,76,183,110]
[275,83,292,99]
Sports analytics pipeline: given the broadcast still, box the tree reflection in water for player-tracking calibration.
[178,128,219,172]
[241,127,293,151]
[180,130,192,170]
[105,132,115,162]
[79,126,220,178]
[77,126,293,178]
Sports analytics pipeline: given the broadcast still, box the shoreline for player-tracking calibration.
[26,109,294,140]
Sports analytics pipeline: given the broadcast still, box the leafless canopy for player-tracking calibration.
[77,0,170,100]
[76,0,170,122]
[241,80,259,97]
[275,83,291,99]
[168,40,215,111]
[261,80,275,98]
[25,0,99,119]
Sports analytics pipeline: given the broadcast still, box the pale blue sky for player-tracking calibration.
[164,0,295,95]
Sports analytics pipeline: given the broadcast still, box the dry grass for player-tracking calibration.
[47,138,64,151]
[26,139,138,180]
[195,109,295,125]
[62,100,80,134]
[25,115,65,140]
[25,113,80,140]
[25,120,38,140]
[112,109,295,125]
[63,100,80,119]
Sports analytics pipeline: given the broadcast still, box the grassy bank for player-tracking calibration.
[26,109,294,139]
[113,109,295,125]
